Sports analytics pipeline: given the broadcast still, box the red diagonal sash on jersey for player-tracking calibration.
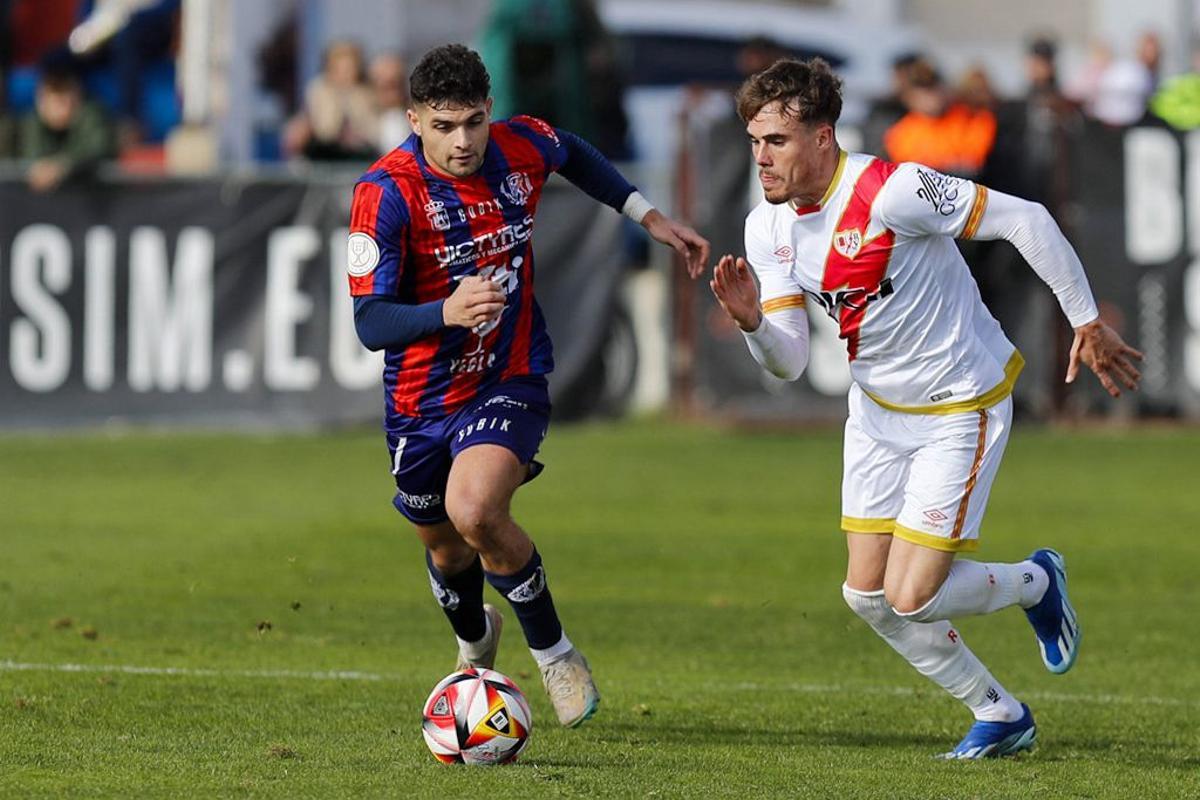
[820,158,899,361]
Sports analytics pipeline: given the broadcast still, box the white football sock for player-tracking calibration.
[843,583,1024,722]
[529,633,574,666]
[901,560,1049,624]
[456,613,493,661]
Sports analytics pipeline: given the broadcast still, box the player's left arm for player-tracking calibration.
[877,163,1142,397]
[557,129,709,277]
[967,187,1143,397]
[511,116,709,277]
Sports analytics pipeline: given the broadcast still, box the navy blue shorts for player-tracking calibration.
[384,376,551,525]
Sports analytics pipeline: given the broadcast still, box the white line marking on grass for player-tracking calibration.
[0,660,395,682]
[2,661,1190,709]
[728,681,1196,708]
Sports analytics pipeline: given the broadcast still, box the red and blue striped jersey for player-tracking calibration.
[349,116,571,423]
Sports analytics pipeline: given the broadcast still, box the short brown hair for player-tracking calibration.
[735,57,843,125]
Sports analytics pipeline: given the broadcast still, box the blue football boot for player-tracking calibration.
[1024,548,1080,674]
[942,704,1037,759]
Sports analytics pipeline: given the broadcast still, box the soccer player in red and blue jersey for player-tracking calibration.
[348,44,708,727]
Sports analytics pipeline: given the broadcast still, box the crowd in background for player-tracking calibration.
[0,0,1184,193]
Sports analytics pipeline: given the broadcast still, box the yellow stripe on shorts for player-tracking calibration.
[893,523,981,552]
[841,516,896,534]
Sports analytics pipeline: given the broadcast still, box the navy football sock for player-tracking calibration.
[485,548,564,650]
[426,551,487,643]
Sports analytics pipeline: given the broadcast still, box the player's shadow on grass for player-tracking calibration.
[1028,736,1200,770]
[599,720,946,750]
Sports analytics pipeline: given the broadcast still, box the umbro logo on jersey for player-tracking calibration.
[774,245,793,262]
[832,228,863,259]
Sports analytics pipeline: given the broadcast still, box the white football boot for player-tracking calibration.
[539,647,600,727]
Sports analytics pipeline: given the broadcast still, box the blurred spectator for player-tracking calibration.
[1137,30,1162,92]
[69,0,182,145]
[735,36,787,83]
[956,64,998,111]
[480,0,607,142]
[1089,42,1154,126]
[2,0,80,71]
[257,10,300,118]
[862,52,923,156]
[1065,39,1113,115]
[16,57,115,191]
[998,35,1081,205]
[882,60,996,178]
[1150,69,1200,130]
[284,40,378,161]
[369,52,411,154]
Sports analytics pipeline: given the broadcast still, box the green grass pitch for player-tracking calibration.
[2,421,1198,798]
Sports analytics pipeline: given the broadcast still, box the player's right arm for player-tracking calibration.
[710,216,810,381]
[348,180,503,351]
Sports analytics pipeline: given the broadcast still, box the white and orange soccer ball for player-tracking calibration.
[421,668,532,765]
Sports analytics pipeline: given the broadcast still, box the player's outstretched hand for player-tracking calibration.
[443,275,506,329]
[641,209,710,278]
[1066,319,1144,397]
[710,255,762,332]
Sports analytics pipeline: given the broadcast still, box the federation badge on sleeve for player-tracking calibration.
[833,228,863,259]
[347,232,381,276]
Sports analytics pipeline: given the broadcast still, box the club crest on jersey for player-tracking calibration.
[346,232,380,276]
[833,228,863,259]
[500,172,533,206]
[424,200,451,231]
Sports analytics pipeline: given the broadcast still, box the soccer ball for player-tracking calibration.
[421,668,532,765]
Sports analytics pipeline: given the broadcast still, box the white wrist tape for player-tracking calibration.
[621,191,654,224]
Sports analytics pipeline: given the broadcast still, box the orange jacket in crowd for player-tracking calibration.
[883,103,998,177]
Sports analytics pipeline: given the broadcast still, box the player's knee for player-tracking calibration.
[445,495,509,549]
[885,583,940,619]
[842,582,892,627]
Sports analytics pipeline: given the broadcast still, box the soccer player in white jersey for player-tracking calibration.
[711,58,1143,759]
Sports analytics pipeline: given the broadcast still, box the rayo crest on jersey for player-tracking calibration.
[425,200,451,231]
[833,227,863,259]
[501,172,533,206]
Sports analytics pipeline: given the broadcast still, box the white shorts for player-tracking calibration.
[841,383,1012,552]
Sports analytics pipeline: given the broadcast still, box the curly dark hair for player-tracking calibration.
[409,44,491,109]
[735,57,843,126]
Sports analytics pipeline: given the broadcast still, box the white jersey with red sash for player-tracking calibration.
[744,150,1021,414]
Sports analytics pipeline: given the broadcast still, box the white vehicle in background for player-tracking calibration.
[599,0,921,168]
